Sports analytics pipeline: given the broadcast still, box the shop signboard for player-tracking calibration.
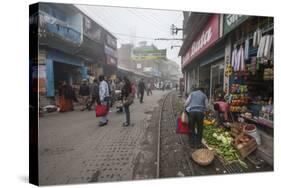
[132,49,166,61]
[182,14,219,67]
[223,14,249,34]
[104,45,117,58]
[83,16,102,42]
[106,55,118,66]
[106,34,117,49]
[143,67,152,72]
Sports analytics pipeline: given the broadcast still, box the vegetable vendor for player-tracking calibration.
[184,87,208,149]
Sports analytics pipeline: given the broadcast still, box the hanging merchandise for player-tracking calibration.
[263,68,273,80]
[239,45,245,71]
[263,35,273,59]
[231,46,238,70]
[231,45,245,72]
[225,63,233,77]
[257,34,273,59]
[246,57,257,75]
[252,28,262,48]
[253,30,257,47]
[257,29,262,46]
[229,84,249,113]
[244,38,249,60]
[257,36,266,58]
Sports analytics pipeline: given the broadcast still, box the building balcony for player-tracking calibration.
[39,11,82,45]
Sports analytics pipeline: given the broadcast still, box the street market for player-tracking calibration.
[29,3,274,186]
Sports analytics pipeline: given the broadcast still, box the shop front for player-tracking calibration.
[179,13,273,171]
[222,15,274,127]
[182,14,220,94]
[197,43,225,101]
[44,49,86,98]
[221,15,274,165]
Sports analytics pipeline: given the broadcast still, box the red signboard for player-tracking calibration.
[182,14,219,67]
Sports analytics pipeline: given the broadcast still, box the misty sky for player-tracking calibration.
[76,4,183,65]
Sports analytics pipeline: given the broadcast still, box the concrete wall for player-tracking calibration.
[117,44,134,70]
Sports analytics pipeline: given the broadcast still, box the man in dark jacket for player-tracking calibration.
[138,78,146,103]
[121,76,133,126]
[87,79,100,110]
[79,79,90,111]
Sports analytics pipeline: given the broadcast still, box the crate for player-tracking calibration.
[230,122,245,138]
[233,133,257,159]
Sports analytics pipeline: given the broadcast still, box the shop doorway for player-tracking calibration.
[210,62,224,101]
[199,65,211,98]
[53,61,81,92]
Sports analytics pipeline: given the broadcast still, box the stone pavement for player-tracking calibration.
[38,90,170,185]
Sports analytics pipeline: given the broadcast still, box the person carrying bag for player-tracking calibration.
[184,87,208,149]
[97,75,110,126]
[181,111,188,124]
[122,77,133,126]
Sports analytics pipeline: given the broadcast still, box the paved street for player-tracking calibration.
[38,90,170,185]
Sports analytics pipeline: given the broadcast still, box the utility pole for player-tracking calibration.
[170,24,183,35]
[154,24,184,41]
[171,45,181,49]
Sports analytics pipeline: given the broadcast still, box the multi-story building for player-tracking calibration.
[30,3,118,105]
[117,41,181,85]
[117,44,134,70]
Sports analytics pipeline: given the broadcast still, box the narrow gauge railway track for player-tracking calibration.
[157,91,195,178]
[156,90,247,178]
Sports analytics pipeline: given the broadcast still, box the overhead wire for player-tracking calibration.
[125,8,168,36]
[78,5,182,64]
[132,8,170,31]
[79,7,132,45]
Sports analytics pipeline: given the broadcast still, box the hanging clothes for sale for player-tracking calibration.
[263,35,273,59]
[231,45,245,72]
[235,47,241,71]
[253,28,262,48]
[244,38,249,60]
[257,35,266,58]
[238,45,245,71]
[257,29,262,46]
[231,45,238,71]
[253,31,257,47]
[257,34,273,59]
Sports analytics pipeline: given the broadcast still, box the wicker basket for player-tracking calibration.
[191,149,214,166]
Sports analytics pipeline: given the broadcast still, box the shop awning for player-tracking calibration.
[199,47,225,67]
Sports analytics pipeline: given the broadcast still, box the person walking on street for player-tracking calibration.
[136,80,140,98]
[115,78,125,113]
[88,79,100,111]
[110,80,116,107]
[103,77,110,106]
[98,75,110,126]
[79,79,90,111]
[146,82,152,96]
[138,78,146,103]
[161,81,165,91]
[121,76,133,126]
[131,82,136,98]
[184,87,208,149]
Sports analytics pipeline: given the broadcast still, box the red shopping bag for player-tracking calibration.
[95,104,108,117]
[176,117,189,134]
